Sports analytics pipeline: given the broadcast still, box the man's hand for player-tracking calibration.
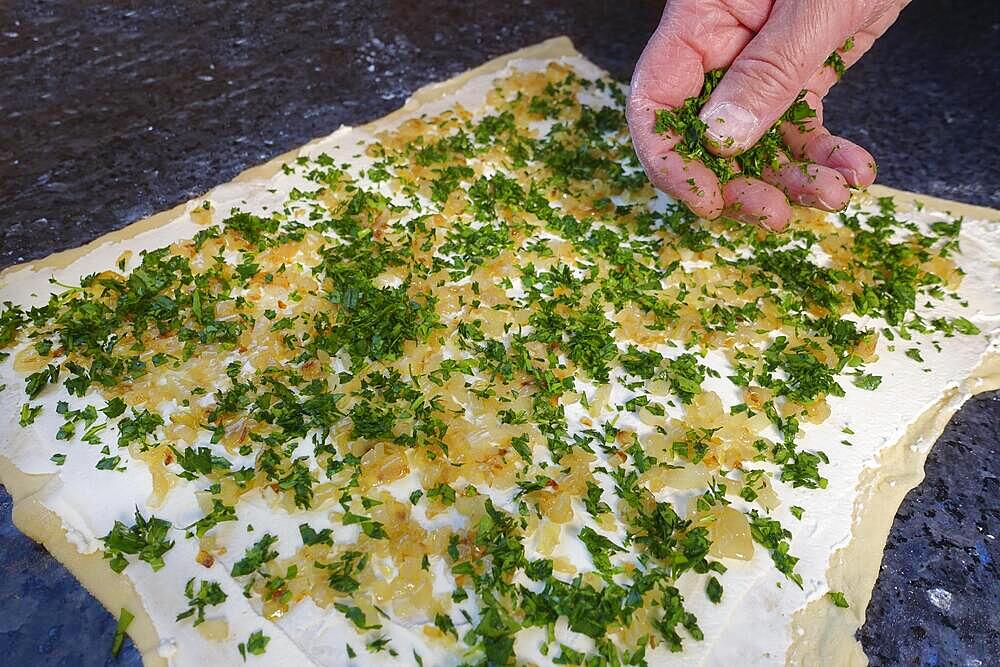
[627,0,908,231]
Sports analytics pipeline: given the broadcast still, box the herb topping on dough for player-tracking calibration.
[1,62,981,665]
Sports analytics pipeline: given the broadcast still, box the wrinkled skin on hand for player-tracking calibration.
[628,0,910,231]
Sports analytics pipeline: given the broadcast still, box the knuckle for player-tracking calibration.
[730,54,801,102]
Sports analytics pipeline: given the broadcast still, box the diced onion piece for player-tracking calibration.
[698,506,754,560]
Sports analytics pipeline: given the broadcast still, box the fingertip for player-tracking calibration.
[802,133,877,188]
[652,152,725,219]
[835,159,877,189]
[722,177,792,232]
[682,190,725,220]
[764,162,851,211]
[813,180,851,211]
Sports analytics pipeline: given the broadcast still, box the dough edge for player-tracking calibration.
[786,351,1000,665]
[784,188,999,664]
[1,35,998,666]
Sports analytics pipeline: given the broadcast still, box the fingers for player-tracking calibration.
[722,176,792,232]
[762,156,851,211]
[628,0,902,227]
[627,22,713,214]
[654,152,725,219]
[779,101,876,188]
[627,48,725,218]
[630,103,725,217]
[795,130,876,188]
[627,1,757,218]
[698,0,864,156]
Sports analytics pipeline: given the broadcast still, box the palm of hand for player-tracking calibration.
[628,0,907,230]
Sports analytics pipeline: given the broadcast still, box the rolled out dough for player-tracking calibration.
[1,36,998,666]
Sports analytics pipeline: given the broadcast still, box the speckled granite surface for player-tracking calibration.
[0,1,996,664]
[857,390,1000,665]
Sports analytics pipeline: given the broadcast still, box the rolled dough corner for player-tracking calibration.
[1,453,168,666]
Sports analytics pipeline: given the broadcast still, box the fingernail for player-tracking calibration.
[840,168,860,186]
[814,193,848,212]
[699,103,759,153]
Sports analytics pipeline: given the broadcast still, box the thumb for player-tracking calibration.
[698,0,861,157]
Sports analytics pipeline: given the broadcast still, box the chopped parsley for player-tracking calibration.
[101,509,174,573]
[827,590,850,608]
[0,61,985,664]
[238,630,271,660]
[706,576,723,604]
[176,578,228,626]
[110,608,134,657]
[231,534,279,577]
[654,69,816,183]
[19,403,42,427]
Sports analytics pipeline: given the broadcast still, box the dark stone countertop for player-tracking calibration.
[0,1,997,664]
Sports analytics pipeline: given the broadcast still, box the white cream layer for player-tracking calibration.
[1,52,998,667]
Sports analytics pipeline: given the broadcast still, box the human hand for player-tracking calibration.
[627,0,909,231]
